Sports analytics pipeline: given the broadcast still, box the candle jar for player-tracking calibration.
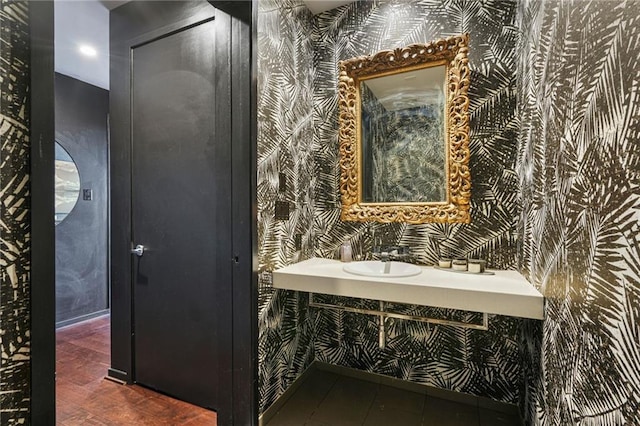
[452,258,467,271]
[468,259,486,273]
[438,258,452,268]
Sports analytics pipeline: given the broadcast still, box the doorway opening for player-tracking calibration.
[44,0,257,424]
[54,1,217,422]
[33,1,256,424]
[53,0,114,421]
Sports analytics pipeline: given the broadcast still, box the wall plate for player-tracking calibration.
[275,201,290,220]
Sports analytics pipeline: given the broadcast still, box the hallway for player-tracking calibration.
[56,316,218,425]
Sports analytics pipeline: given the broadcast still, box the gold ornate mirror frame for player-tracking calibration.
[338,33,471,224]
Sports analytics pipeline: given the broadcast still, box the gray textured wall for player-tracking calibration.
[55,73,109,325]
[0,1,31,423]
[516,0,640,424]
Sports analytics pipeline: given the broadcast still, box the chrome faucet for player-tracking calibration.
[376,247,411,274]
[380,251,391,274]
[374,246,410,260]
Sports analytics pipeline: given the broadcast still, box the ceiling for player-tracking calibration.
[99,0,128,9]
[54,0,357,90]
[55,0,110,89]
[363,66,446,111]
[302,0,355,15]
[99,0,356,13]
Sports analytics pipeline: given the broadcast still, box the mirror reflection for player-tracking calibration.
[55,142,80,225]
[360,65,446,203]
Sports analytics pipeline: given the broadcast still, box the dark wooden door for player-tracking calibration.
[110,2,256,424]
[130,17,230,409]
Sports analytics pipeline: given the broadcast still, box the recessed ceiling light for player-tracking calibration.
[78,44,97,57]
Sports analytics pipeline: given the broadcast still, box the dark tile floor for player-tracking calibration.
[265,369,520,426]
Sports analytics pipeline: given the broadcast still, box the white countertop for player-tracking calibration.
[272,257,544,320]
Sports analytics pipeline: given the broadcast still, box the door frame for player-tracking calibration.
[29,1,257,425]
[30,1,56,424]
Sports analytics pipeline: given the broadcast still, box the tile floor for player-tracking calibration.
[265,368,521,426]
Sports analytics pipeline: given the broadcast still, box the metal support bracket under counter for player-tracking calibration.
[308,293,490,349]
[272,257,545,321]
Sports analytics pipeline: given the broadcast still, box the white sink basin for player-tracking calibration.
[343,261,422,278]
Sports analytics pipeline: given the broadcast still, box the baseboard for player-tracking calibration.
[107,367,129,384]
[104,375,126,385]
[56,309,110,329]
[314,362,521,417]
[258,363,319,426]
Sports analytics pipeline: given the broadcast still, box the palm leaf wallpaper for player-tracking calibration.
[258,0,640,422]
[311,0,523,405]
[516,0,640,424]
[0,1,31,423]
[257,0,318,412]
[1,0,637,423]
[258,0,525,413]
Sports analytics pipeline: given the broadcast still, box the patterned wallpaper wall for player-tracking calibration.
[313,0,521,268]
[257,0,527,412]
[311,0,523,405]
[0,1,31,423]
[516,0,640,424]
[257,0,317,412]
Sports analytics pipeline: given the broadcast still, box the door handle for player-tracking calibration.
[131,244,145,257]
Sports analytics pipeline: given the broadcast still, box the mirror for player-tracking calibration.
[360,65,447,203]
[338,34,471,223]
[55,142,80,225]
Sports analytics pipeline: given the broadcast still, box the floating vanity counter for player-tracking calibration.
[273,257,544,320]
